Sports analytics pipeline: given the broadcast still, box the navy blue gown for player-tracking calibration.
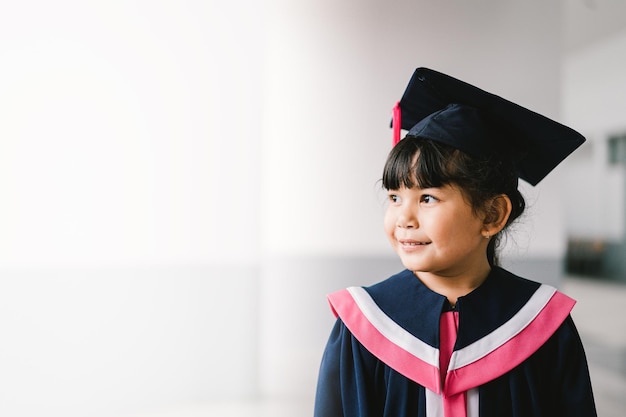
[314,267,597,417]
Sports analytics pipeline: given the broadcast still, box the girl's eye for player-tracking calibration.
[388,194,401,204]
[421,194,438,204]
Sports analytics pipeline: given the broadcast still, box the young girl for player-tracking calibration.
[313,68,597,417]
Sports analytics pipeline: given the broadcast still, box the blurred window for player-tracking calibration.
[608,134,626,164]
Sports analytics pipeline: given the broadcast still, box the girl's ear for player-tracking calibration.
[482,194,513,237]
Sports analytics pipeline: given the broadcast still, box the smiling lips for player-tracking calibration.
[398,239,431,247]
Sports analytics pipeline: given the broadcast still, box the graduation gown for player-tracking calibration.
[314,267,597,417]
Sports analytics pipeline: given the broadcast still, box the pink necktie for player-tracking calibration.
[440,311,467,417]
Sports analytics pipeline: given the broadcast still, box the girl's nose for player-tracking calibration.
[397,209,418,229]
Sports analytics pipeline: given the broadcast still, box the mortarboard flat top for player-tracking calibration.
[392,67,586,186]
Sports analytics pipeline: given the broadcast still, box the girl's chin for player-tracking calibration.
[398,260,429,273]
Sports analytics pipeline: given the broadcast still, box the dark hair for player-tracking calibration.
[382,135,525,266]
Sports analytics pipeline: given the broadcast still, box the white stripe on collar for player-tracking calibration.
[347,286,439,367]
[449,284,556,370]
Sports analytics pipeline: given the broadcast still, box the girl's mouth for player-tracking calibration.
[399,239,430,246]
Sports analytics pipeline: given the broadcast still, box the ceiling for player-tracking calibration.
[563,0,626,53]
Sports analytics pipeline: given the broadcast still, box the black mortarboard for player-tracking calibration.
[391,67,586,186]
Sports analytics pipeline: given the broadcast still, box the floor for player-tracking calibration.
[561,276,626,417]
[112,400,313,417]
[116,275,626,417]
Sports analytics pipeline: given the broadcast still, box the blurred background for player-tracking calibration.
[0,0,625,416]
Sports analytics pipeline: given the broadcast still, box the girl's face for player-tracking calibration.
[384,183,490,280]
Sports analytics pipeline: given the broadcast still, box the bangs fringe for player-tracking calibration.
[382,136,452,190]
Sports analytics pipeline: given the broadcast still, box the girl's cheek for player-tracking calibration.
[383,210,395,232]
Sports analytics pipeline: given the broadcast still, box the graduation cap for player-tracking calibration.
[391,68,586,186]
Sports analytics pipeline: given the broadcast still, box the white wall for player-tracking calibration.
[0,2,263,416]
[0,1,264,268]
[562,27,626,241]
[262,0,567,260]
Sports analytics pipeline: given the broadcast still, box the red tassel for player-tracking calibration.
[392,101,401,146]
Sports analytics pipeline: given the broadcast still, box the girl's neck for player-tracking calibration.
[413,265,491,307]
